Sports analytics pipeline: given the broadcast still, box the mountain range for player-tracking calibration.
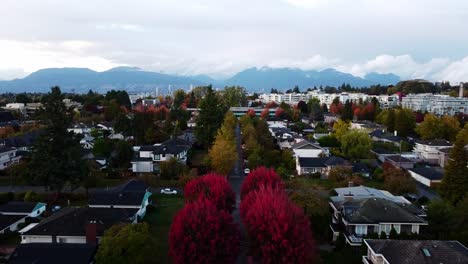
[0,66,400,93]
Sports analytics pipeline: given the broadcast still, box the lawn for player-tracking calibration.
[144,194,184,263]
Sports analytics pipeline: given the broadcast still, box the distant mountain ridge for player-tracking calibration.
[0,66,400,93]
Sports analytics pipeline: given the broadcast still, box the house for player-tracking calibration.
[131,138,191,173]
[363,239,468,264]
[89,180,152,221]
[290,140,326,158]
[413,139,452,167]
[329,196,427,246]
[0,147,21,170]
[369,130,403,147]
[333,186,411,204]
[0,130,40,151]
[408,167,444,187]
[0,201,46,234]
[371,148,397,163]
[80,135,95,150]
[384,155,415,169]
[67,123,91,134]
[9,243,97,264]
[351,121,382,132]
[296,156,351,178]
[20,207,136,244]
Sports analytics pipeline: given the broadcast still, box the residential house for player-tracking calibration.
[333,186,411,204]
[89,180,152,221]
[0,147,21,170]
[362,239,468,264]
[0,131,40,151]
[329,196,427,246]
[131,138,191,173]
[413,139,452,167]
[351,121,382,132]
[290,140,326,158]
[384,155,415,169]
[67,123,92,134]
[371,148,397,163]
[9,243,97,264]
[20,207,136,244]
[369,130,403,147]
[296,156,351,178]
[408,167,444,187]
[0,201,46,234]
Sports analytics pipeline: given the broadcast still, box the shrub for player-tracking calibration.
[169,199,240,264]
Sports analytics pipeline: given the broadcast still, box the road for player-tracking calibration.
[229,123,248,264]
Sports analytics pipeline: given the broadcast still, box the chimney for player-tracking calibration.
[460,83,464,98]
[86,220,98,245]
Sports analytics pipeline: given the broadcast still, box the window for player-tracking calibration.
[412,225,419,234]
[380,224,392,235]
[393,224,401,234]
[355,225,367,236]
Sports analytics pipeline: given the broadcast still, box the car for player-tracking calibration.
[244,168,250,174]
[160,188,178,195]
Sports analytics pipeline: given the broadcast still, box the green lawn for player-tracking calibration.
[144,194,184,263]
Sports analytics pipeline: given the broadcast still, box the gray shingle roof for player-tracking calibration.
[409,167,444,180]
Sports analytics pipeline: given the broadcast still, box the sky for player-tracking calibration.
[0,0,467,82]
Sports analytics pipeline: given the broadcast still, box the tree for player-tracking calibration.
[240,166,284,199]
[93,138,113,158]
[209,132,237,175]
[184,173,235,212]
[440,125,468,205]
[382,167,416,195]
[222,86,247,107]
[169,199,240,264]
[96,223,154,264]
[160,157,188,180]
[15,93,31,104]
[112,140,133,168]
[195,86,226,147]
[241,187,315,263]
[317,135,340,148]
[416,114,461,141]
[427,200,455,240]
[333,119,350,142]
[114,113,131,136]
[395,108,415,137]
[386,109,396,132]
[341,100,353,121]
[28,87,87,191]
[340,129,372,159]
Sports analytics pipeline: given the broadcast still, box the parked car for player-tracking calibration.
[244,168,250,175]
[161,188,178,195]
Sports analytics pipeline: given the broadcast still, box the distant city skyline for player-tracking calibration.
[1,0,467,82]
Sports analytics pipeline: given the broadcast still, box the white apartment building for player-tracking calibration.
[401,94,468,115]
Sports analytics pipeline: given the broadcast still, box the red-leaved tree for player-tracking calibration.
[261,108,269,119]
[240,166,284,199]
[169,199,240,264]
[184,173,236,213]
[246,108,256,117]
[242,187,315,263]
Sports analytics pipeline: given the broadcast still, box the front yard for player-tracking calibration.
[144,194,184,263]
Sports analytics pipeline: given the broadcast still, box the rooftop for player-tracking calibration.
[0,201,44,214]
[409,167,444,181]
[365,239,468,264]
[9,243,97,264]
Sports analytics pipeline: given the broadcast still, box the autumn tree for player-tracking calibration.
[340,129,372,159]
[241,187,315,263]
[240,166,285,199]
[440,125,468,205]
[382,166,416,195]
[184,173,235,212]
[333,119,350,142]
[169,199,240,264]
[160,157,188,180]
[96,223,155,264]
[208,112,237,175]
[416,114,461,141]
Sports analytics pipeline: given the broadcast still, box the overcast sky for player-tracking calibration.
[1,0,467,82]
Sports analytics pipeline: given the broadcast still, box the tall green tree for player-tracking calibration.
[340,129,372,159]
[440,125,468,205]
[222,86,247,107]
[341,100,353,121]
[28,87,87,191]
[395,108,415,137]
[195,85,226,147]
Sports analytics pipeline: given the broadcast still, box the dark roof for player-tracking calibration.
[334,198,426,224]
[9,243,97,264]
[0,146,15,154]
[409,167,444,181]
[0,214,25,231]
[365,239,468,264]
[89,180,149,206]
[352,163,370,174]
[415,139,452,147]
[324,156,351,167]
[23,207,136,237]
[139,138,191,155]
[0,131,40,148]
[0,111,16,123]
[371,147,396,155]
[290,140,322,150]
[298,157,328,168]
[369,129,402,142]
[0,201,42,214]
[386,155,414,163]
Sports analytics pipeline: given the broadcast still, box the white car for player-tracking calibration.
[160,188,178,195]
[244,168,250,175]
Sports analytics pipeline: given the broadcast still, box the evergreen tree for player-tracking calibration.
[195,86,226,147]
[440,126,468,205]
[341,100,353,121]
[28,87,87,191]
[395,108,416,137]
[386,109,396,132]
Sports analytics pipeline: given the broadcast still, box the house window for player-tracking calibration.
[393,224,401,234]
[355,225,367,236]
[380,224,392,235]
[411,225,419,234]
